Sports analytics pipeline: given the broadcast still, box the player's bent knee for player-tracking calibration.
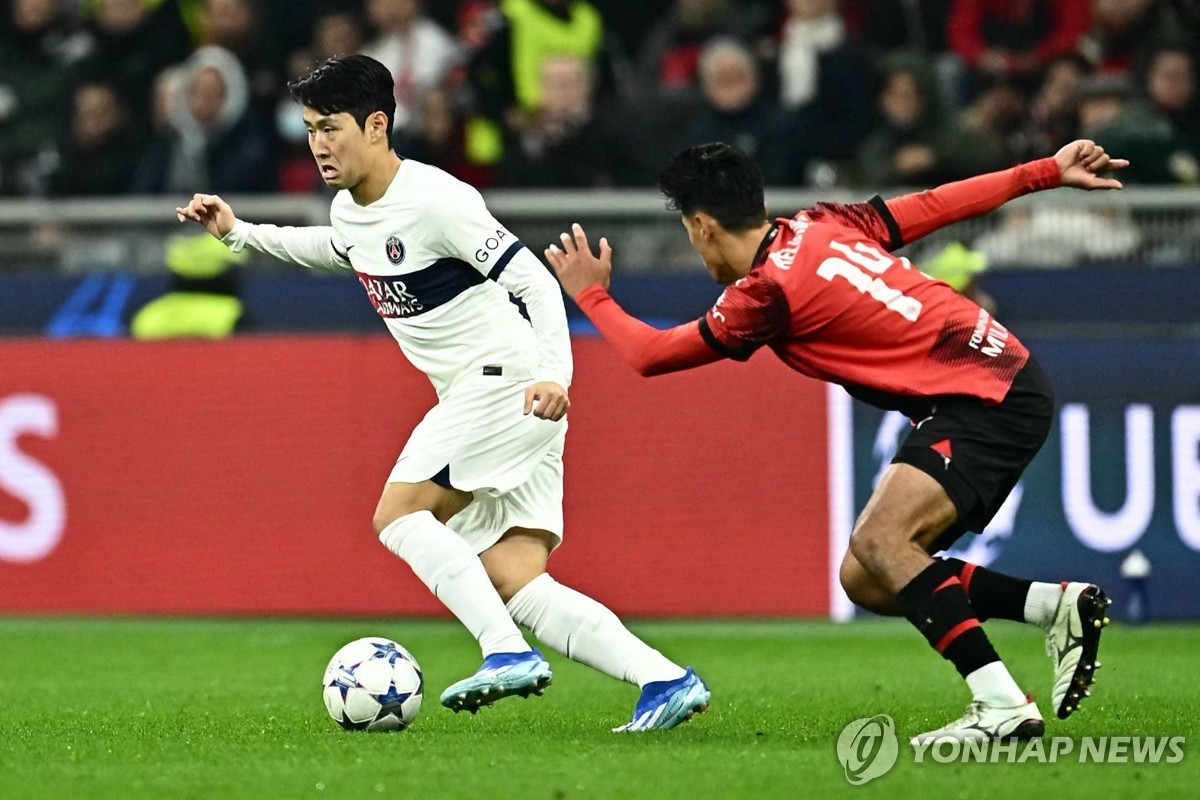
[374,509,432,546]
[487,566,544,604]
[847,526,888,571]
[847,505,929,567]
[838,557,869,603]
[372,490,420,536]
[483,557,548,603]
[372,505,423,537]
[482,555,549,604]
[372,481,472,535]
[839,555,894,612]
[480,528,554,602]
[372,509,397,538]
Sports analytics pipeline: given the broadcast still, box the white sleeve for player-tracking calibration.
[494,247,574,388]
[436,184,573,388]
[221,219,352,272]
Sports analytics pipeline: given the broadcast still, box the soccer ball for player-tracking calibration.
[322,637,424,732]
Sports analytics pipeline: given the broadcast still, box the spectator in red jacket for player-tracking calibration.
[948,0,1090,96]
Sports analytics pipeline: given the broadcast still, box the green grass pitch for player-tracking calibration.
[0,618,1197,799]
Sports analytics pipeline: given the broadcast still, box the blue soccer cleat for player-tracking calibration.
[440,648,552,714]
[612,667,711,732]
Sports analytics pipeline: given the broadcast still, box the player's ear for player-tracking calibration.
[368,110,388,142]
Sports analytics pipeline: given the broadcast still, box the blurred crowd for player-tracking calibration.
[2,0,1199,198]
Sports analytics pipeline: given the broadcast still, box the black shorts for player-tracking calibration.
[891,356,1055,552]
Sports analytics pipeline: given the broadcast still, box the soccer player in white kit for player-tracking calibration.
[175,55,710,731]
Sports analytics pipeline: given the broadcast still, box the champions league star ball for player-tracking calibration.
[322,637,424,731]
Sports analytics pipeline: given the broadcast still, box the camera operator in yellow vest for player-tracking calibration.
[131,232,247,339]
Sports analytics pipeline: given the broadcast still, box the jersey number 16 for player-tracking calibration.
[816,241,924,322]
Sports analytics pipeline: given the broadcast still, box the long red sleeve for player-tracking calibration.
[575,285,723,376]
[884,157,1061,246]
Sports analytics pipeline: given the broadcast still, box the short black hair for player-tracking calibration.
[657,143,766,232]
[288,54,396,139]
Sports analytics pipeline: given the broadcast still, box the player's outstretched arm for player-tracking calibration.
[881,139,1128,248]
[177,193,349,272]
[545,224,721,377]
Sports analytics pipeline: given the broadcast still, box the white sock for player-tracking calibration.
[378,511,530,657]
[505,573,686,687]
[965,661,1028,708]
[1024,582,1064,630]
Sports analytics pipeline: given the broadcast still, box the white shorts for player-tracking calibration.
[387,375,566,554]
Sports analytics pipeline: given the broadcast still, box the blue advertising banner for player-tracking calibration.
[836,337,1200,621]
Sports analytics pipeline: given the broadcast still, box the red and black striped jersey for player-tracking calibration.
[576,157,1063,414]
[699,199,1028,413]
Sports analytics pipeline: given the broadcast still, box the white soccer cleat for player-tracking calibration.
[1046,582,1110,719]
[439,648,552,715]
[612,668,711,733]
[910,697,1044,744]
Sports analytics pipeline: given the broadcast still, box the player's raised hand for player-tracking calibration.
[175,193,236,239]
[1055,140,1128,190]
[544,222,612,300]
[524,381,569,421]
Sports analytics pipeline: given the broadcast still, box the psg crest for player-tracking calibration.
[385,235,406,265]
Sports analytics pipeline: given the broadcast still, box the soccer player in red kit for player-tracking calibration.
[544,139,1126,743]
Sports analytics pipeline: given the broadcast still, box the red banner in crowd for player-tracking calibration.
[0,336,830,617]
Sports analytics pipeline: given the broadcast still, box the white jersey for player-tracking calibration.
[222,160,572,397]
